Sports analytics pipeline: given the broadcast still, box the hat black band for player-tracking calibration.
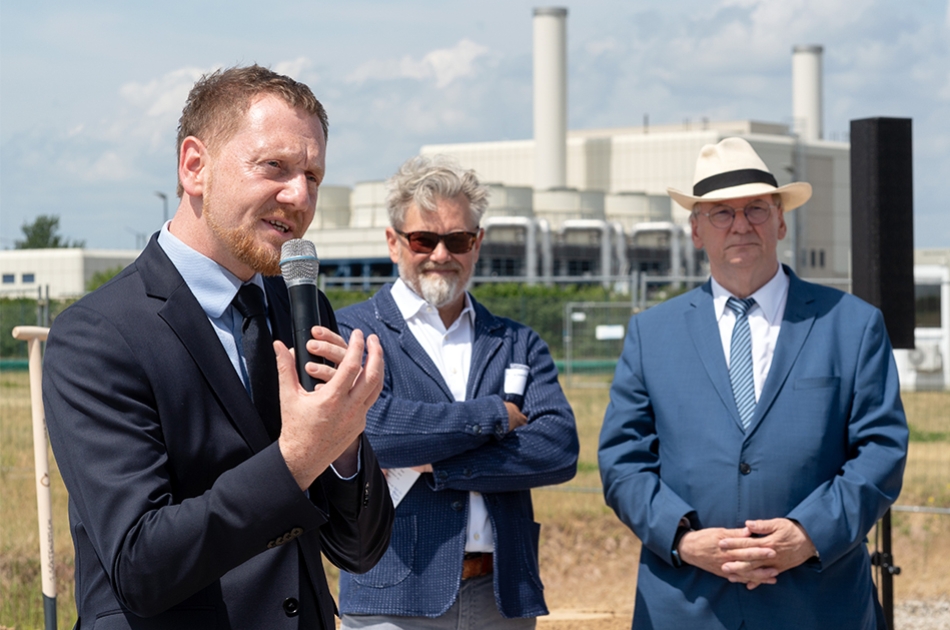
[693,169,778,197]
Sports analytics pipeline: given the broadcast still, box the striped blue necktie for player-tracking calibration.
[727,297,757,430]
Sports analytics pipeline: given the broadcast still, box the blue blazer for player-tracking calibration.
[598,266,908,630]
[43,237,393,630]
[336,284,579,619]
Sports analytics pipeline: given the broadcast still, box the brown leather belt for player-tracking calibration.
[462,552,493,580]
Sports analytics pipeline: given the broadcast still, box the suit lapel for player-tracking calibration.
[468,298,505,398]
[374,286,455,401]
[138,238,273,453]
[685,282,745,429]
[748,267,817,433]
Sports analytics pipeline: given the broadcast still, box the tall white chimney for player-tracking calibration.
[533,7,568,190]
[792,45,823,142]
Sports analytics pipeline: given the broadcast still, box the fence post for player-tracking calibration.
[563,302,573,387]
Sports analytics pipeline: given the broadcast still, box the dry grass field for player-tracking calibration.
[1,370,948,629]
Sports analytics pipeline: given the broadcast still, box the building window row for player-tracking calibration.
[802,249,826,269]
[2,273,34,284]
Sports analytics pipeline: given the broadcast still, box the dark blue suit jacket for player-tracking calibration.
[598,267,908,630]
[43,237,393,630]
[336,284,579,618]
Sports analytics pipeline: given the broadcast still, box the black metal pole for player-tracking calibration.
[871,509,901,629]
[882,510,897,630]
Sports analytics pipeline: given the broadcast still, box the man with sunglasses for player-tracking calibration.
[336,155,579,629]
[598,137,907,629]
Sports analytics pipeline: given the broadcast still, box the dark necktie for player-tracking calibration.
[231,283,281,441]
[726,297,757,431]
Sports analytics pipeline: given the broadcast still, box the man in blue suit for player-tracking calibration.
[336,155,579,629]
[598,138,908,630]
[43,66,392,629]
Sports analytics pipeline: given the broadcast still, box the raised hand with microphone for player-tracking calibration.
[273,238,386,488]
[279,238,324,391]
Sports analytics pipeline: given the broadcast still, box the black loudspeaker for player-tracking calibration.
[850,117,915,350]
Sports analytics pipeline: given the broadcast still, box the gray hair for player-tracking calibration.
[386,155,489,229]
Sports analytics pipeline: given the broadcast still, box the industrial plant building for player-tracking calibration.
[1,9,945,389]
[304,14,848,289]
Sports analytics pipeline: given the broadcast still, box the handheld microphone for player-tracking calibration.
[279,239,323,391]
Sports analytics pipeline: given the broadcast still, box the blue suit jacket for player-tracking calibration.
[598,267,907,630]
[43,237,393,630]
[336,284,579,619]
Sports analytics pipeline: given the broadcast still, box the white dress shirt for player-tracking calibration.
[390,279,494,553]
[711,266,790,400]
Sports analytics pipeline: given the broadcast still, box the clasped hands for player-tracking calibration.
[677,518,817,590]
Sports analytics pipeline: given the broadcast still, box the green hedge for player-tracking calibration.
[325,283,633,358]
[2,284,635,360]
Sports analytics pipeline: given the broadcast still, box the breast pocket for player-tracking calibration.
[794,376,840,390]
[353,515,416,588]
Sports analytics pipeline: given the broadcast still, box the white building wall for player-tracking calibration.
[484,185,534,220]
[0,249,139,299]
[312,185,352,229]
[348,181,389,228]
[307,227,390,261]
[830,149,852,277]
[609,131,718,200]
[420,141,535,188]
[605,193,672,231]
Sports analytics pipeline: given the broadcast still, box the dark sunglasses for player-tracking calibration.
[396,229,480,254]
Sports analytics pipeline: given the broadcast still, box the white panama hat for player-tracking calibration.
[667,137,812,211]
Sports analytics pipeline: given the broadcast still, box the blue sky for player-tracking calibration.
[2,0,948,249]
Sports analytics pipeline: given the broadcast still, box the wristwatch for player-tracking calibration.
[671,522,692,568]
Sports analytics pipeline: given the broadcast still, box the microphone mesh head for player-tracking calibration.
[280,239,319,286]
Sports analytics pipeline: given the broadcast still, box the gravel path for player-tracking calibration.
[896,598,950,630]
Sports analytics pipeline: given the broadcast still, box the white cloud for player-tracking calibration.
[274,57,314,81]
[119,66,211,118]
[585,37,622,57]
[347,39,490,88]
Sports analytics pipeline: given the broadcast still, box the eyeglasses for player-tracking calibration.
[696,201,776,229]
[396,229,480,255]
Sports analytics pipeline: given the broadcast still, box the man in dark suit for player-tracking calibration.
[598,137,908,630]
[43,65,393,630]
[335,155,579,629]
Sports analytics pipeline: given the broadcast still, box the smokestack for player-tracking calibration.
[533,7,568,190]
[792,45,823,142]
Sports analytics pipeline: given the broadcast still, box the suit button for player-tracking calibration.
[437,470,448,480]
[451,501,463,511]
[739,462,752,475]
[463,468,472,477]
[283,597,299,617]
[472,425,482,435]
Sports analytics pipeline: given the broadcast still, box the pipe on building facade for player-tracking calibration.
[482,216,540,285]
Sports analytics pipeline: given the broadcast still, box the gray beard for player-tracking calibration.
[402,268,463,308]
